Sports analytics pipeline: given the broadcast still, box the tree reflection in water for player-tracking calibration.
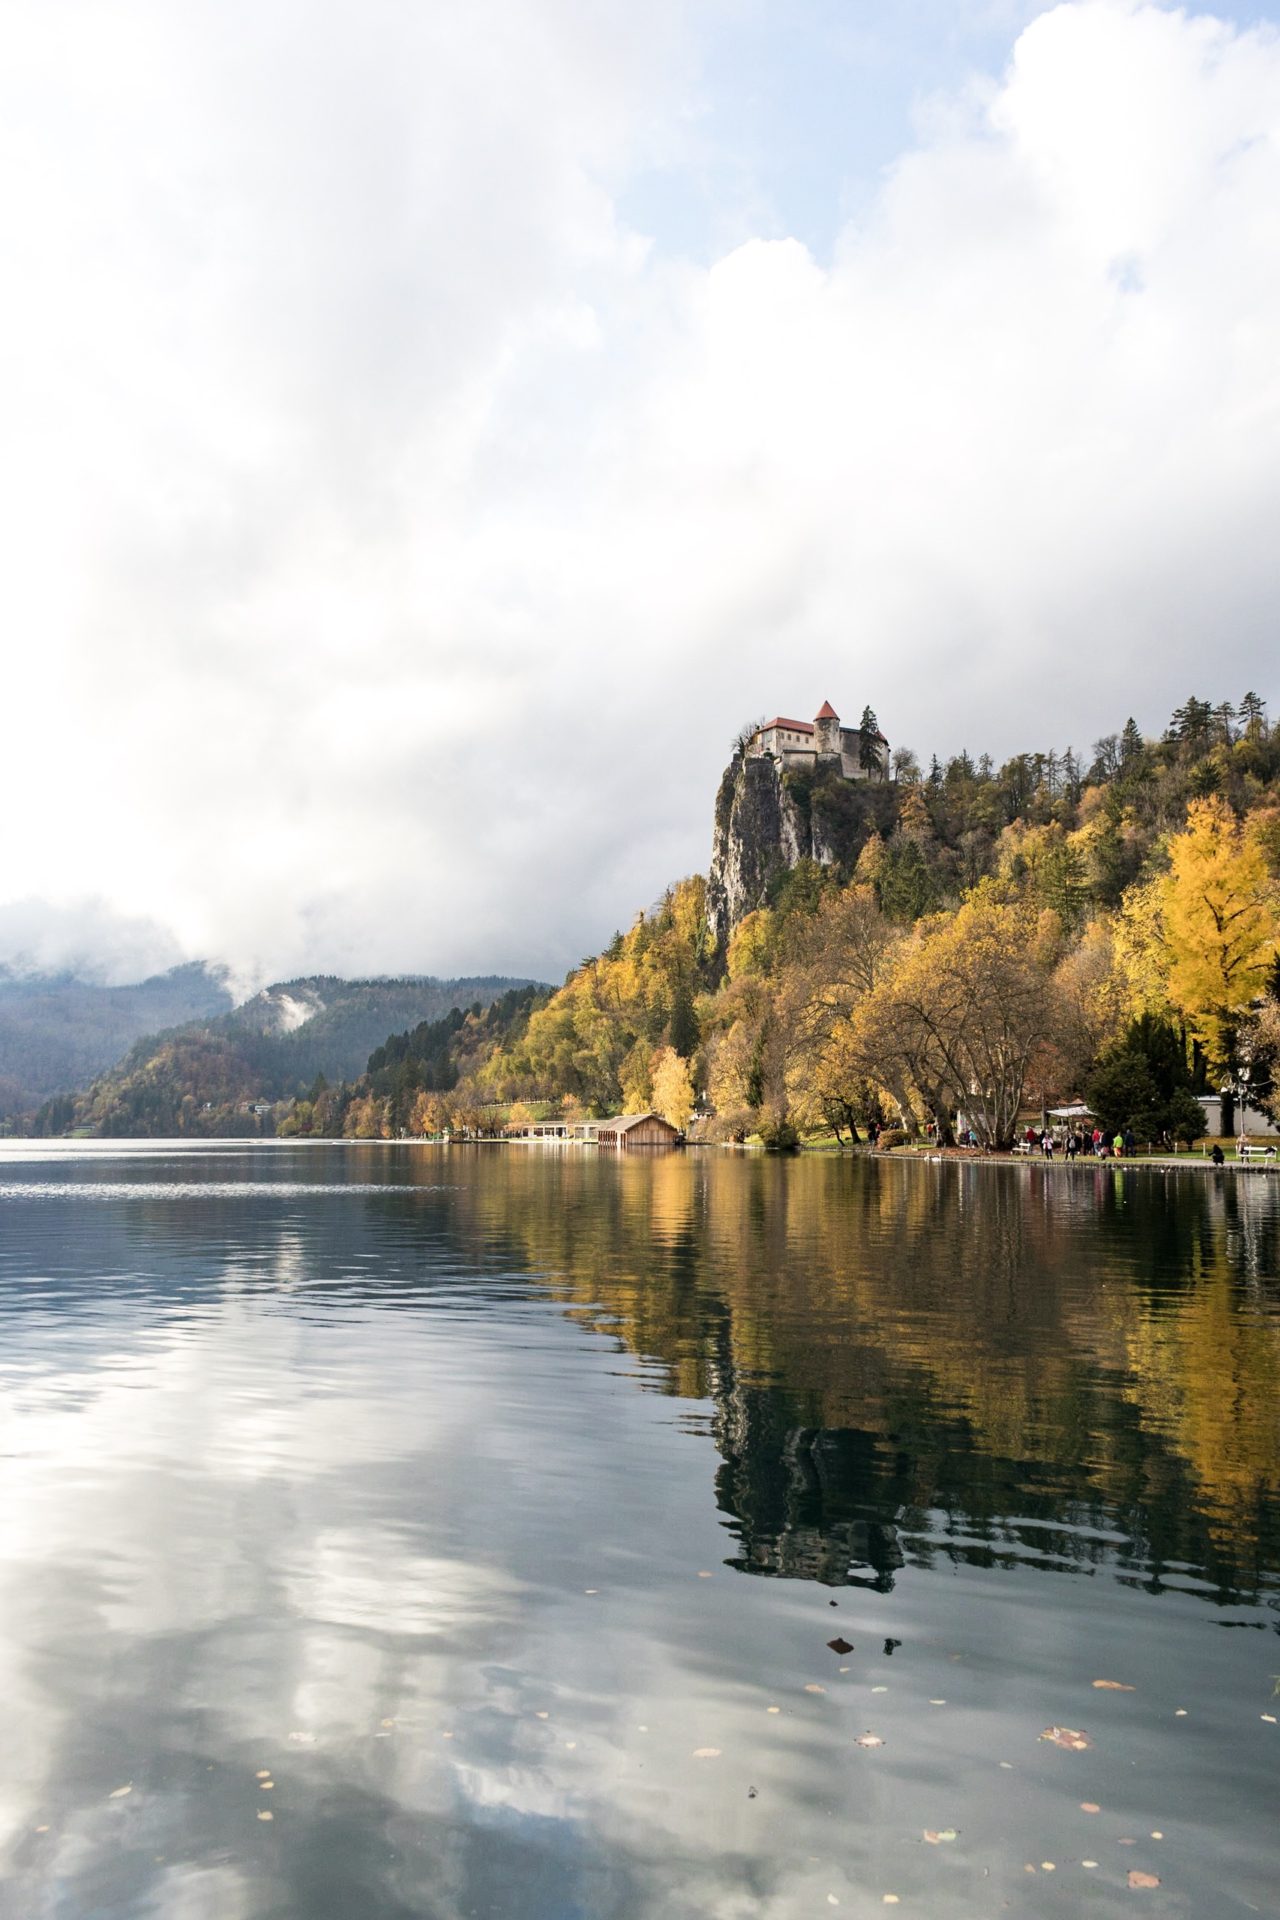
[451,1149,1280,1610]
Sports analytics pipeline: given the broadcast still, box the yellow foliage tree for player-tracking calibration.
[1113,874,1171,1019]
[620,1040,654,1113]
[1158,798,1280,1055]
[1052,916,1130,1084]
[853,888,1060,1146]
[727,910,776,980]
[650,1046,695,1130]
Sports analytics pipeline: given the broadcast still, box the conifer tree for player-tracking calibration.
[668,979,699,1059]
[858,706,882,778]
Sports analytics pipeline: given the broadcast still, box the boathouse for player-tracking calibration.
[593,1112,682,1149]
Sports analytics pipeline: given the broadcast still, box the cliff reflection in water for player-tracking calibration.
[447,1149,1280,1609]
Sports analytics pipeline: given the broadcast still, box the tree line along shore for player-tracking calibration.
[20,692,1280,1151]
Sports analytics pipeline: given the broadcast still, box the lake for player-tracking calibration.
[0,1141,1276,1919]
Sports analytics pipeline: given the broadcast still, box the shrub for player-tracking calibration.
[876,1128,908,1151]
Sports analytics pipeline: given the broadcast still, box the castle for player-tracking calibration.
[747,701,888,782]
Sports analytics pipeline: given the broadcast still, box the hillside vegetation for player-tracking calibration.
[0,962,233,1117]
[315,691,1280,1149]
[30,975,542,1136]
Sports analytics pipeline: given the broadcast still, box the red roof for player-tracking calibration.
[815,700,838,720]
[758,716,814,735]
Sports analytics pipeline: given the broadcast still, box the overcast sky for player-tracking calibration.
[4,0,1280,987]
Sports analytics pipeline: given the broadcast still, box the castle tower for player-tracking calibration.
[813,699,841,758]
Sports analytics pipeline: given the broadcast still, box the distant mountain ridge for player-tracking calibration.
[203,975,542,1087]
[24,973,544,1136]
[0,962,234,1116]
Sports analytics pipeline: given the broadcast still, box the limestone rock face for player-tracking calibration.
[706,752,893,959]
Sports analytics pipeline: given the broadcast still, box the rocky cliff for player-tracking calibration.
[706,751,894,957]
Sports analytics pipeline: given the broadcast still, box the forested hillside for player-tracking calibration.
[30,975,542,1136]
[315,691,1280,1149]
[0,962,233,1117]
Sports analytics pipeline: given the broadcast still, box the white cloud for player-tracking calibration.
[0,897,185,984]
[1,1,1278,981]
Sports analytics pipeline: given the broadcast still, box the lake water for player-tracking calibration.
[0,1142,1277,1919]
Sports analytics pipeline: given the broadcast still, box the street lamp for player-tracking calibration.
[1220,1058,1252,1150]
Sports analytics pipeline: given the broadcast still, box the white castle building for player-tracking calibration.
[747,701,888,781]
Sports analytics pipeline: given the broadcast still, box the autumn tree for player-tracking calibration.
[1158,798,1280,1059]
[780,885,902,1137]
[857,891,1061,1146]
[651,1047,695,1130]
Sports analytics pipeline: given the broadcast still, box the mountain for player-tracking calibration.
[207,976,542,1087]
[0,962,234,1117]
[39,975,544,1136]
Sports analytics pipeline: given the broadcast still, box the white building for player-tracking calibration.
[1196,1095,1278,1138]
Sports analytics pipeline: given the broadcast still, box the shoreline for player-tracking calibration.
[835,1144,1279,1178]
[1,1135,1277,1179]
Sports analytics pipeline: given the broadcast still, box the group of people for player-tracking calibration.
[1023,1124,1136,1160]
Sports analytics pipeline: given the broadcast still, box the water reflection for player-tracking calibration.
[0,1142,1277,1920]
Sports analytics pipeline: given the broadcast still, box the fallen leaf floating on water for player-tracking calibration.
[692,1748,721,1759]
[766,1707,781,1715]
[1262,1714,1277,1724]
[108,1786,132,1799]
[883,1898,900,1907]
[1081,1802,1101,1814]
[1040,1726,1092,1750]
[1083,1860,1098,1869]
[1041,1863,1056,1872]
[828,1638,854,1656]
[923,1829,959,1844]
[854,1734,884,1748]
[805,1685,827,1695]
[1128,1871,1160,1889]
[696,1572,713,1580]
[1093,1680,1136,1691]
[256,1771,271,1781]
[258,1810,273,1823]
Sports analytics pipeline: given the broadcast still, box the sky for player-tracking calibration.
[3,0,1280,987]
